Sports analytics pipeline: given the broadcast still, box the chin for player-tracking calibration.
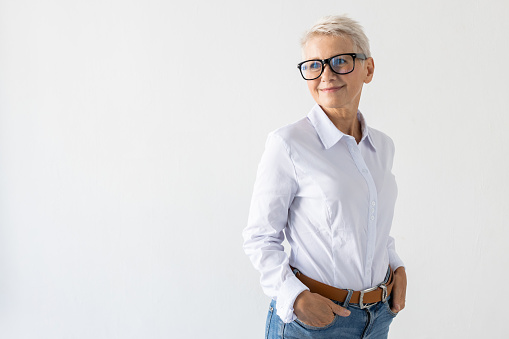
[318,100,345,109]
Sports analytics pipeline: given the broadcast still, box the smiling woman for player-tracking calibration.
[243,15,407,339]
[301,35,374,136]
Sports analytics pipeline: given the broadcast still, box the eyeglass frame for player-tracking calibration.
[297,53,368,80]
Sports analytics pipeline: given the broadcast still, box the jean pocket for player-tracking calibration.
[265,302,275,339]
[294,315,338,331]
[383,301,399,318]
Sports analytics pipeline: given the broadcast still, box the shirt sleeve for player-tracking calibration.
[242,132,309,323]
[387,236,405,270]
[386,137,405,271]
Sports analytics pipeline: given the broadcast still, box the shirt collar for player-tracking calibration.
[307,104,377,151]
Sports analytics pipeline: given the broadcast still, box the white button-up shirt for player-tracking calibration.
[243,104,404,323]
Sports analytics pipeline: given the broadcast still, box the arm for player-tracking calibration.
[386,137,407,313]
[387,236,406,313]
[242,133,308,323]
[391,267,407,313]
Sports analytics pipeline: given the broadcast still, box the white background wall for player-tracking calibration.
[1,0,508,338]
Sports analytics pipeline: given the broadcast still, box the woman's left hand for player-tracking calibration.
[391,267,407,314]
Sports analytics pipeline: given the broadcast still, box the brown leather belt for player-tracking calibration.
[291,266,394,309]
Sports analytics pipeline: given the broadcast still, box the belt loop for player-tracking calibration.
[343,289,354,308]
[383,266,391,283]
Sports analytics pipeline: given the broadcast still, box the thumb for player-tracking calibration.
[392,303,401,313]
[391,294,402,313]
[391,289,405,313]
[327,299,351,317]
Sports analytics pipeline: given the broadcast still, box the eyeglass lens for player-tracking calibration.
[300,55,355,80]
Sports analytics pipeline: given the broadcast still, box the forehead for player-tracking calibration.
[302,35,354,60]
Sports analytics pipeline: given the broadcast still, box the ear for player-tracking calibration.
[363,57,375,84]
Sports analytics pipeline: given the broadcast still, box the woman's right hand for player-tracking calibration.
[293,290,351,327]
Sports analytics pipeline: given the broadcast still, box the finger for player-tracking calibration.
[326,299,351,317]
[391,267,407,313]
[391,303,401,313]
[391,287,405,313]
[391,292,402,313]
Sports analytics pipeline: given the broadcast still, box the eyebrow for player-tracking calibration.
[302,53,353,61]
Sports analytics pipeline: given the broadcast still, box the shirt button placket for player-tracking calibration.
[348,139,378,286]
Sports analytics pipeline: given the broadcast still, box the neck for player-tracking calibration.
[321,106,362,143]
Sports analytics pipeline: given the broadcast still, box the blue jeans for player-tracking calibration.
[265,295,398,339]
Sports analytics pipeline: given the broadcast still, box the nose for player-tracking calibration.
[321,63,337,81]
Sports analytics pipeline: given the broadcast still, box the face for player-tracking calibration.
[302,35,374,114]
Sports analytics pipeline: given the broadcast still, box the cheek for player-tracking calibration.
[306,80,319,96]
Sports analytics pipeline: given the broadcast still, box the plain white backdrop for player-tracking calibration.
[1,0,508,338]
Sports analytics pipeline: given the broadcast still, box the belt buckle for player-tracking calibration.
[379,283,388,303]
[358,285,377,309]
[358,283,387,309]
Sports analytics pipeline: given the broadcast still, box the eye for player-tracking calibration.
[331,57,347,67]
[301,61,322,72]
[309,61,321,70]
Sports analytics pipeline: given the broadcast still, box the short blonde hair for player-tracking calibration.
[301,15,371,58]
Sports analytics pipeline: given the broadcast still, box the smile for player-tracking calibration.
[320,86,344,93]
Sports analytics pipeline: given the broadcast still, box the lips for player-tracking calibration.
[320,85,344,93]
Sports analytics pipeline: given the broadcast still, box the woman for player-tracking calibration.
[243,15,407,339]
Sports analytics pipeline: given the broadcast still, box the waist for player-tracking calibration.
[288,259,391,291]
[290,265,394,308]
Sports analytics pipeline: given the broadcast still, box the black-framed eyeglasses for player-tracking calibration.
[297,53,367,80]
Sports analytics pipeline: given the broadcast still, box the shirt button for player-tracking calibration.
[371,208,375,213]
[371,201,376,206]
[370,216,375,221]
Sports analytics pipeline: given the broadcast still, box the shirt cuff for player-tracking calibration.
[275,274,309,323]
[388,249,405,271]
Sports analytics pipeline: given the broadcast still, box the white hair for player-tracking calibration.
[301,15,371,58]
